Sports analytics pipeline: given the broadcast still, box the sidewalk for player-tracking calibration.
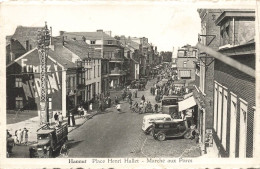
[7,110,98,145]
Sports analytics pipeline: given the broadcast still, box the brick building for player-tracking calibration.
[176,45,198,85]
[212,9,256,158]
[196,9,256,158]
[6,48,76,117]
[6,26,43,65]
[193,9,222,154]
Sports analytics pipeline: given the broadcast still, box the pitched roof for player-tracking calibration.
[11,26,43,49]
[64,32,115,41]
[64,40,102,59]
[7,48,76,69]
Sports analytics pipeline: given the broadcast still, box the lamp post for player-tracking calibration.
[37,22,50,124]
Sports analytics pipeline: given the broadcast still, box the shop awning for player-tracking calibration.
[178,96,196,112]
[183,92,193,99]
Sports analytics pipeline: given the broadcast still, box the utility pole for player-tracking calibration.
[37,22,50,124]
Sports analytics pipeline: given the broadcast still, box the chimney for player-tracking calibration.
[50,27,54,50]
[97,29,103,32]
[60,31,65,36]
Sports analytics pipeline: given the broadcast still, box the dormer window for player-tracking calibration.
[91,40,96,44]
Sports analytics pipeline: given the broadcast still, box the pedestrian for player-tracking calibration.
[23,128,28,145]
[116,103,121,112]
[98,101,102,113]
[108,96,111,108]
[154,104,158,113]
[17,129,22,145]
[83,108,88,118]
[58,112,63,126]
[129,99,133,109]
[14,130,19,145]
[141,95,145,102]
[54,112,58,125]
[89,102,93,112]
[115,96,119,105]
[60,142,68,157]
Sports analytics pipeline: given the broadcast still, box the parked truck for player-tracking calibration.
[161,95,183,118]
[29,123,68,158]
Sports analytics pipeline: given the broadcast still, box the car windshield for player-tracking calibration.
[38,134,50,140]
[162,99,177,106]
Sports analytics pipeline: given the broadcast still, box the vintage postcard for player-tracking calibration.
[0,0,259,168]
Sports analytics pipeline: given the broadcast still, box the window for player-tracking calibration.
[15,78,22,88]
[90,40,96,44]
[15,97,23,109]
[97,82,100,94]
[217,86,223,139]
[222,89,228,150]
[78,73,82,85]
[179,70,191,79]
[86,69,89,80]
[213,82,218,131]
[183,61,187,68]
[108,40,112,44]
[164,124,170,128]
[200,62,205,93]
[82,72,85,85]
[239,99,248,158]
[230,93,237,158]
[26,40,29,51]
[98,65,100,77]
[94,66,96,78]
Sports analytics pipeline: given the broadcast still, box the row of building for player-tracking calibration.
[6,27,162,117]
[174,9,256,158]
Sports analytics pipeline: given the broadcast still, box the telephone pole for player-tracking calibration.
[37,22,51,124]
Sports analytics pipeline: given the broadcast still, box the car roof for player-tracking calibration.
[143,114,171,119]
[153,119,185,124]
[162,95,183,99]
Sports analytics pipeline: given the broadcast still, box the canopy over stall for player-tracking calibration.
[178,96,196,112]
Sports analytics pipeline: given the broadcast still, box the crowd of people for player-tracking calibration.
[13,128,29,146]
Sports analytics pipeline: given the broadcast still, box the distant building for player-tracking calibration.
[176,45,198,85]
[6,26,43,65]
[63,30,126,90]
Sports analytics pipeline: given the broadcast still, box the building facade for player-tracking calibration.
[212,9,256,158]
[193,9,222,154]
[176,45,198,85]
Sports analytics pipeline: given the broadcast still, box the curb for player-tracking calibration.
[68,111,99,133]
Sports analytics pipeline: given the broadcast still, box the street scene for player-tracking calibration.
[4,5,258,160]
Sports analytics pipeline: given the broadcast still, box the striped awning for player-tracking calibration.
[179,70,191,78]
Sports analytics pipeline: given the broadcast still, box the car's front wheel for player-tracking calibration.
[157,133,166,141]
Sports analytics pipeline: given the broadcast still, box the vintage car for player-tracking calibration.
[142,114,172,134]
[150,120,190,141]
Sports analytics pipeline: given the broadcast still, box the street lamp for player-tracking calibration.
[37,22,50,124]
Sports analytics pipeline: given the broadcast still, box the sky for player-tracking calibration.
[0,2,203,53]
